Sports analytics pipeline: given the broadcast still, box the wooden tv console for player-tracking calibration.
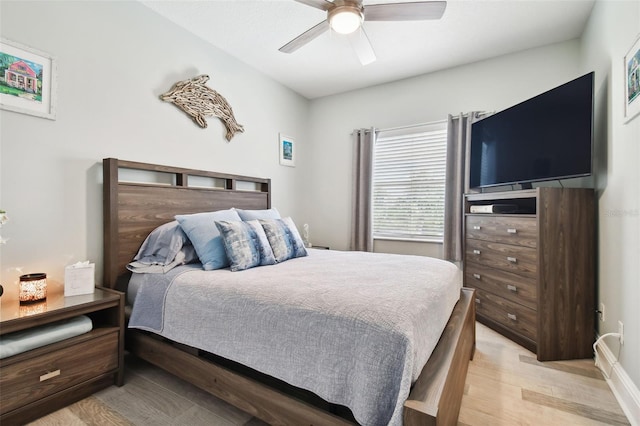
[464,187,595,361]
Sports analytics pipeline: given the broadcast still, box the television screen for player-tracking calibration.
[469,72,594,189]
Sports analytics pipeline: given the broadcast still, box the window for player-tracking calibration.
[372,121,447,242]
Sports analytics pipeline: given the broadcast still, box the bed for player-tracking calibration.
[102,158,475,425]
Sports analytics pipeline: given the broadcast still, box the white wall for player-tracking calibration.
[0,1,309,297]
[579,0,640,407]
[301,40,581,251]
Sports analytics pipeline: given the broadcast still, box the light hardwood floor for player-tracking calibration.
[29,323,629,425]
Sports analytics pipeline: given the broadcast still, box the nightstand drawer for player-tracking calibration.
[467,216,537,248]
[466,239,537,278]
[465,261,537,310]
[0,331,118,415]
[474,289,537,342]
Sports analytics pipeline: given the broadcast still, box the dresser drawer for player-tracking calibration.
[466,239,537,278]
[474,289,537,342]
[0,331,118,414]
[467,215,537,248]
[465,261,537,310]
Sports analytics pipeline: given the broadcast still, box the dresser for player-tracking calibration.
[464,188,595,361]
[0,288,124,425]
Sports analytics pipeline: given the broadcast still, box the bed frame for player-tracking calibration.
[102,157,476,425]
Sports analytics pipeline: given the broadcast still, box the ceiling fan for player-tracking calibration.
[279,0,447,65]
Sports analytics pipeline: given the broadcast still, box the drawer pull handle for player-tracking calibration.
[507,284,518,292]
[473,273,481,280]
[475,298,481,304]
[507,313,517,321]
[507,256,517,263]
[473,226,481,230]
[473,249,481,255]
[507,228,517,234]
[40,369,61,382]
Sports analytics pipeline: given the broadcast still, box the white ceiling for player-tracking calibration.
[141,0,595,99]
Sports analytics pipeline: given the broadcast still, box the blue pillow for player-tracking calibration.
[215,220,276,271]
[233,207,281,221]
[259,217,308,263]
[127,221,199,273]
[175,209,242,270]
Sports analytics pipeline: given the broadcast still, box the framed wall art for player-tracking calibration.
[0,38,57,120]
[624,33,640,123]
[279,133,295,167]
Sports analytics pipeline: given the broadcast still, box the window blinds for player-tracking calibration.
[372,122,447,241]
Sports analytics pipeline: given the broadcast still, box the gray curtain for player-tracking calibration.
[443,112,484,262]
[350,128,376,252]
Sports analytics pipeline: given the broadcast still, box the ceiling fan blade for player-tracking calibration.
[279,20,330,54]
[364,1,447,21]
[348,28,376,65]
[294,0,334,11]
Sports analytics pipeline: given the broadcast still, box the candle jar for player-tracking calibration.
[19,273,47,303]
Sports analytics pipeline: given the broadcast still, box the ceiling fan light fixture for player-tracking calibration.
[329,5,363,35]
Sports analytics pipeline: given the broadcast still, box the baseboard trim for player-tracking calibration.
[595,337,640,426]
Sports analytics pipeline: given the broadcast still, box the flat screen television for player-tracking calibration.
[469,72,594,189]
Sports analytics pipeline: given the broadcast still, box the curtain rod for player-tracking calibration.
[378,112,491,133]
[350,112,490,136]
[350,119,447,135]
[378,118,447,133]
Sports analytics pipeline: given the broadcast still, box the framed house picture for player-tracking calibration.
[279,133,295,167]
[624,33,640,123]
[0,38,57,120]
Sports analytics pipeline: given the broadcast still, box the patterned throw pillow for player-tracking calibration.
[215,220,276,271]
[259,217,308,263]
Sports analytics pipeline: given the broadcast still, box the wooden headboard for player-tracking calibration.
[102,158,271,290]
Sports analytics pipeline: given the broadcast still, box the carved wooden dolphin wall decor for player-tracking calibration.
[160,75,244,141]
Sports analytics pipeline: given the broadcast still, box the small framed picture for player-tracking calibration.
[0,38,57,120]
[624,33,640,123]
[279,133,295,167]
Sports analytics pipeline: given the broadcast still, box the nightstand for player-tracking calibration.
[0,287,124,424]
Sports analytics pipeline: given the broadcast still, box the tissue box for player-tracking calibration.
[64,262,95,296]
